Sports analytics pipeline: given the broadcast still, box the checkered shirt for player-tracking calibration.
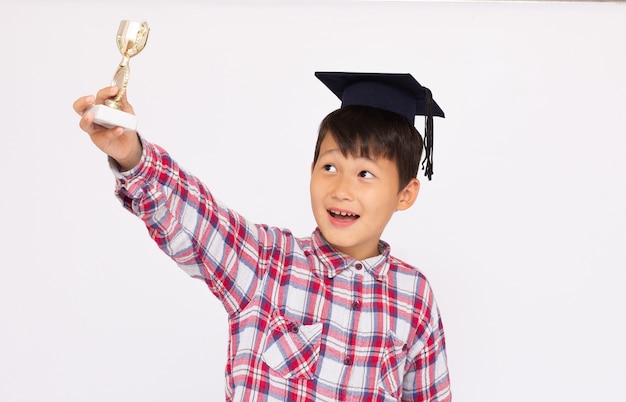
[112,138,451,401]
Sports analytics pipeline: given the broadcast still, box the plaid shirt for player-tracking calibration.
[112,139,451,401]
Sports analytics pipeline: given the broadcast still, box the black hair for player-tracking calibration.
[313,105,423,191]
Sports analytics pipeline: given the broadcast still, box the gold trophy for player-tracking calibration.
[90,20,149,131]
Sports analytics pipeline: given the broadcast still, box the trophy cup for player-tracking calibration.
[89,20,149,131]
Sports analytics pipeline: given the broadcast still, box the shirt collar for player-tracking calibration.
[310,228,390,281]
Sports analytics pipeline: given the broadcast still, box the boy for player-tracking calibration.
[73,72,451,401]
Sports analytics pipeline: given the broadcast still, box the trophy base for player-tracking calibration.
[89,104,138,131]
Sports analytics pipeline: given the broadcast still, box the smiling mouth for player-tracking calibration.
[328,209,360,220]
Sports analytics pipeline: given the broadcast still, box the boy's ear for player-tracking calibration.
[396,178,420,211]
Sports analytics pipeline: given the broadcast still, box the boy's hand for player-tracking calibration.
[73,86,142,171]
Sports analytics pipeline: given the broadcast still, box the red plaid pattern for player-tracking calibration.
[112,139,451,401]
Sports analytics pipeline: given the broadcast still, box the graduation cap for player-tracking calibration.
[315,71,444,180]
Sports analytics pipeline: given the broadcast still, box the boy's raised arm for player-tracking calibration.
[73,86,142,171]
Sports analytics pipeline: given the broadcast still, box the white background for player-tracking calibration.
[1,0,625,401]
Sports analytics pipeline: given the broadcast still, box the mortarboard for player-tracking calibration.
[315,71,444,180]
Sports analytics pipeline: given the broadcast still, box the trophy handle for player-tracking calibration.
[105,57,131,109]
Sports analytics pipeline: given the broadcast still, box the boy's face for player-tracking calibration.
[310,133,420,260]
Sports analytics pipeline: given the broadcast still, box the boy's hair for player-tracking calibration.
[313,105,424,191]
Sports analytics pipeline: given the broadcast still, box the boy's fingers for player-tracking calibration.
[79,110,116,135]
[90,127,125,144]
[119,92,135,114]
[95,86,119,104]
[80,110,123,139]
[73,95,95,116]
[79,109,95,133]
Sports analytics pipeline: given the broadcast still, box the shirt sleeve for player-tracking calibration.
[402,294,452,401]
[110,137,264,317]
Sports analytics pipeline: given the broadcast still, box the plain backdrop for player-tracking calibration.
[1,0,625,401]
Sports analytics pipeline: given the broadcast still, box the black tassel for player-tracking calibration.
[421,87,434,180]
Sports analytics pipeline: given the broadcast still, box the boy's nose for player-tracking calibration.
[331,175,355,201]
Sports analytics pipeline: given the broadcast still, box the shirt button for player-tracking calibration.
[289,324,299,333]
[344,357,353,365]
[355,263,363,270]
[402,344,408,351]
[351,301,360,309]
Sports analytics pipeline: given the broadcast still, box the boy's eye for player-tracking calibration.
[323,164,337,172]
[359,170,374,179]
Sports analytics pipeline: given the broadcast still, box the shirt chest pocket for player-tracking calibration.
[261,311,323,380]
[378,331,409,398]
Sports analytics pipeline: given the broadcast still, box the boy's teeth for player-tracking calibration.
[331,210,356,217]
